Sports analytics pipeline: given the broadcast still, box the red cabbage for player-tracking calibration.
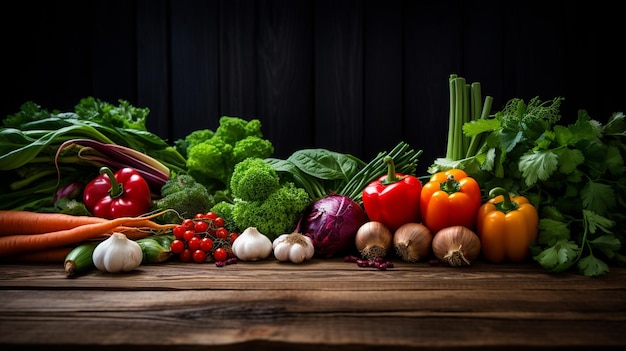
[296,194,368,258]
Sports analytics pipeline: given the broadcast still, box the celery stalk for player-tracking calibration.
[454,77,466,160]
[465,95,494,158]
[446,74,458,160]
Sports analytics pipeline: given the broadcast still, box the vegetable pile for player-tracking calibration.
[1,75,624,278]
[0,98,187,213]
[431,74,626,277]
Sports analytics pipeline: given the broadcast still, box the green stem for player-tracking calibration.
[489,187,519,213]
[446,74,457,160]
[440,175,460,194]
[462,83,471,157]
[380,156,400,185]
[100,167,124,199]
[465,95,494,158]
[10,169,59,191]
[454,77,466,160]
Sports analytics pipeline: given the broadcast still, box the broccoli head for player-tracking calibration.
[186,128,215,147]
[182,116,274,192]
[232,181,311,240]
[233,136,274,165]
[154,174,212,224]
[186,137,234,191]
[215,116,263,145]
[230,157,280,202]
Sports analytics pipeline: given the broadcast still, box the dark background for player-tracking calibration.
[2,0,624,175]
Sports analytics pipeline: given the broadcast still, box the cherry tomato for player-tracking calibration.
[216,227,229,239]
[214,217,225,228]
[179,248,193,262]
[205,212,218,220]
[187,236,201,251]
[229,233,239,244]
[194,213,206,219]
[182,219,195,231]
[213,247,228,262]
[170,239,185,254]
[194,220,209,233]
[192,249,207,263]
[173,225,186,239]
[200,237,214,252]
[183,230,197,242]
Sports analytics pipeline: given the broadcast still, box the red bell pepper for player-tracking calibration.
[362,156,422,231]
[420,169,481,233]
[83,167,152,219]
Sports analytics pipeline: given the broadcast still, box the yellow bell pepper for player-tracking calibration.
[476,187,538,263]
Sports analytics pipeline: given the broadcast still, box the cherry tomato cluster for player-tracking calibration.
[169,212,239,266]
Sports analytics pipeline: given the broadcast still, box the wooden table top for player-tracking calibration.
[0,258,625,350]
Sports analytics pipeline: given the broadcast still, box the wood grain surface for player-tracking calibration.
[1,259,624,350]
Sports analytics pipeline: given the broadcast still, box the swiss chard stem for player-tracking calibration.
[10,169,59,191]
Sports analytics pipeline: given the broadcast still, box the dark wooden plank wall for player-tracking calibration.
[2,0,623,175]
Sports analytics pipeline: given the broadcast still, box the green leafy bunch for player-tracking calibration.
[153,174,213,224]
[211,157,311,240]
[177,116,274,192]
[3,97,150,132]
[0,98,187,212]
[434,97,626,277]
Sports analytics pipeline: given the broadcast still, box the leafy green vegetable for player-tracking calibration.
[266,141,423,204]
[230,157,280,202]
[178,116,274,192]
[227,157,311,240]
[153,174,212,224]
[432,94,626,277]
[0,98,188,212]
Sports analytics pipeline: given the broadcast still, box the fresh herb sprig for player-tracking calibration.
[432,96,626,277]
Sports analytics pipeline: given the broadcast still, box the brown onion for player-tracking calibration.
[393,223,432,262]
[432,226,481,267]
[355,221,393,261]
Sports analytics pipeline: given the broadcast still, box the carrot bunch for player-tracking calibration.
[0,210,177,262]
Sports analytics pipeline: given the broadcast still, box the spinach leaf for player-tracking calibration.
[287,149,363,182]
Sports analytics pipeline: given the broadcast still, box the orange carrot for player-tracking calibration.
[0,210,106,236]
[0,210,173,257]
[0,210,176,237]
[0,246,74,263]
[112,226,174,240]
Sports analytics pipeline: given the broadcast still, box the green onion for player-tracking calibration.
[339,141,423,205]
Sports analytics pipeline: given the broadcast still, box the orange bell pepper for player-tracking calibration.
[476,187,539,263]
[419,169,481,234]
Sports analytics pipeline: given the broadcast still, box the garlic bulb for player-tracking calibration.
[92,232,143,273]
[231,227,273,261]
[272,232,315,263]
